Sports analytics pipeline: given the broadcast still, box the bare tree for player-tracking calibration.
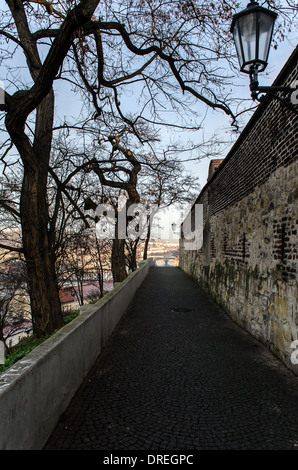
[0,262,29,354]
[139,158,200,260]
[0,0,295,337]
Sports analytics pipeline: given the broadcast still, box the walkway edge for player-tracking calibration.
[0,259,154,450]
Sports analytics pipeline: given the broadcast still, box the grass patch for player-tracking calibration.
[0,310,80,375]
[64,310,80,324]
[0,334,47,375]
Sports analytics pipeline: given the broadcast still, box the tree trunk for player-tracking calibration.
[97,269,104,298]
[126,240,138,272]
[18,90,64,337]
[97,259,104,298]
[21,169,64,337]
[131,242,138,271]
[111,237,127,283]
[94,238,104,297]
[4,0,101,338]
[143,214,151,260]
[0,326,8,355]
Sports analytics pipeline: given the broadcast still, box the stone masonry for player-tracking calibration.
[180,46,298,375]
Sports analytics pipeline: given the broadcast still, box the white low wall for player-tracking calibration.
[0,259,153,450]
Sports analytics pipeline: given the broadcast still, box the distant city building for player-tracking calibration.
[3,319,33,349]
[59,281,114,314]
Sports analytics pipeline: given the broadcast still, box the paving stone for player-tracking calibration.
[45,267,298,450]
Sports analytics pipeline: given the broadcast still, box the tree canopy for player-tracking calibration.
[0,0,296,337]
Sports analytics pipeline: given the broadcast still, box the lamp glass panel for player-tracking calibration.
[238,12,257,65]
[233,23,244,68]
[258,12,275,64]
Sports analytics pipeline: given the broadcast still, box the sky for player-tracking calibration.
[181,14,297,188]
[0,0,297,204]
[50,0,298,191]
[0,1,296,245]
[191,32,297,189]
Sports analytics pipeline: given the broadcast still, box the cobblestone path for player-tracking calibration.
[45,267,298,450]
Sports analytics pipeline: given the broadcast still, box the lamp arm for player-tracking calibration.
[249,74,298,114]
[251,85,295,94]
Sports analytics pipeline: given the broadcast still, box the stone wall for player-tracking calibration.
[179,47,298,375]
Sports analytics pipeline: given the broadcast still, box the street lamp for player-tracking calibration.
[231,1,297,113]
